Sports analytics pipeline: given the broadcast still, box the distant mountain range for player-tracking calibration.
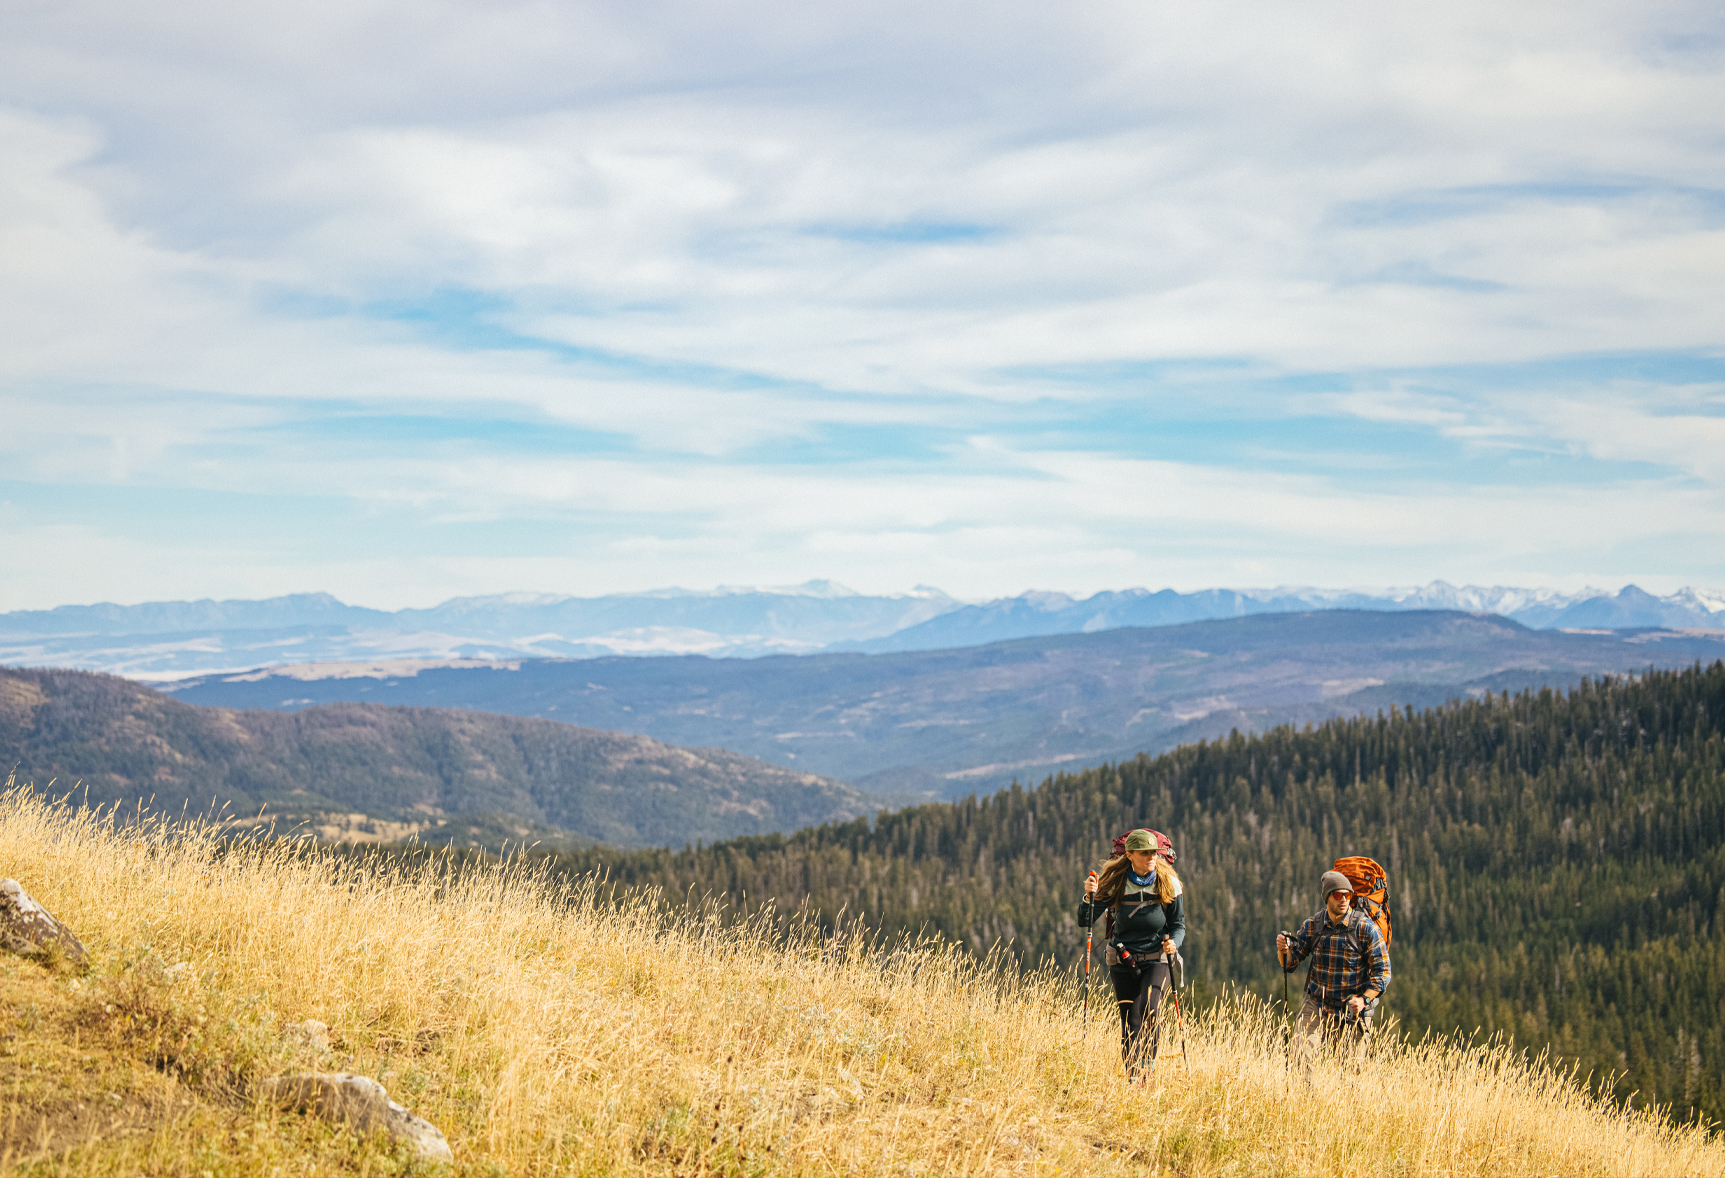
[2,581,1722,679]
[0,666,892,849]
[160,610,1725,800]
[838,582,1725,652]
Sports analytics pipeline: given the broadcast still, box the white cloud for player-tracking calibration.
[0,1,1723,609]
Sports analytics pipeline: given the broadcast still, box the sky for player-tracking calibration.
[2,0,1723,611]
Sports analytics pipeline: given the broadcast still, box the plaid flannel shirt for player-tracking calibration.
[1284,908,1391,1009]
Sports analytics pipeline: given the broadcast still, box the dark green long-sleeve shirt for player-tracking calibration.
[1077,879,1186,959]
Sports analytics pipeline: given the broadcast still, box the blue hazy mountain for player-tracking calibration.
[0,583,957,677]
[0,592,395,635]
[840,583,1725,652]
[2,581,1721,678]
[161,610,1725,800]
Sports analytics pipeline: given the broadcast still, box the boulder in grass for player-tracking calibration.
[0,879,88,971]
[259,1072,453,1163]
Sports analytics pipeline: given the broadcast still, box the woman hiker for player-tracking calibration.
[1079,828,1187,1083]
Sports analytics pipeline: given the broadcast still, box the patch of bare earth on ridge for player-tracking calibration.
[0,961,191,1166]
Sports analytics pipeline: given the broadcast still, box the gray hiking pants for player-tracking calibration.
[1293,993,1371,1071]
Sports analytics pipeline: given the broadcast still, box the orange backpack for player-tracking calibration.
[1332,856,1393,947]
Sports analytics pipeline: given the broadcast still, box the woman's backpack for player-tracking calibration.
[1332,856,1393,947]
[1110,828,1177,863]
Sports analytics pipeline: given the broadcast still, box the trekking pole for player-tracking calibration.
[1279,931,1293,1069]
[1171,990,1190,1073]
[1082,871,1096,1035]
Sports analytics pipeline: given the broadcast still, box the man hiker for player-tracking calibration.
[1276,868,1391,1070]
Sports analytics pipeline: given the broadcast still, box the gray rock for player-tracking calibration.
[0,879,88,970]
[259,1072,452,1163]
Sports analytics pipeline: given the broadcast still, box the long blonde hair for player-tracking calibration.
[1093,852,1181,908]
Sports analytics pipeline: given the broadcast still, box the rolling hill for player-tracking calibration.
[162,610,1725,799]
[5,784,1712,1177]
[0,667,890,848]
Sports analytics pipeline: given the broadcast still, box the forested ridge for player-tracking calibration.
[562,661,1725,1123]
[0,666,879,848]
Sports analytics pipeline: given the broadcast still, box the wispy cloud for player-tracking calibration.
[1,1,1723,609]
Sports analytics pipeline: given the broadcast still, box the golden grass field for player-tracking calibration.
[0,781,1719,1177]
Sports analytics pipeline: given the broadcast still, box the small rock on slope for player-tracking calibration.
[0,879,88,970]
[258,1072,453,1163]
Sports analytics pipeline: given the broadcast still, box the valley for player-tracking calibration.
[164,609,1725,799]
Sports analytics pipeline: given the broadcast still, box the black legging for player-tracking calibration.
[1110,960,1171,1071]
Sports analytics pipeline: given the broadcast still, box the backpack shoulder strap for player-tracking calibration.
[1348,909,1378,957]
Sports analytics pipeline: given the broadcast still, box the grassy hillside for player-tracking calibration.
[162,610,1725,798]
[0,787,1718,1177]
[560,661,1725,1124]
[0,666,886,848]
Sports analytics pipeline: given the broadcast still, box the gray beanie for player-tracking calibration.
[1320,870,1353,899]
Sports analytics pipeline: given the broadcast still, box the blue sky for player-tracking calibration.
[2,0,1723,610]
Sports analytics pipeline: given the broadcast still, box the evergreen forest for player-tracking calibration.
[562,661,1725,1124]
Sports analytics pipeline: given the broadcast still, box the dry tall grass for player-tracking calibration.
[1,782,1719,1177]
